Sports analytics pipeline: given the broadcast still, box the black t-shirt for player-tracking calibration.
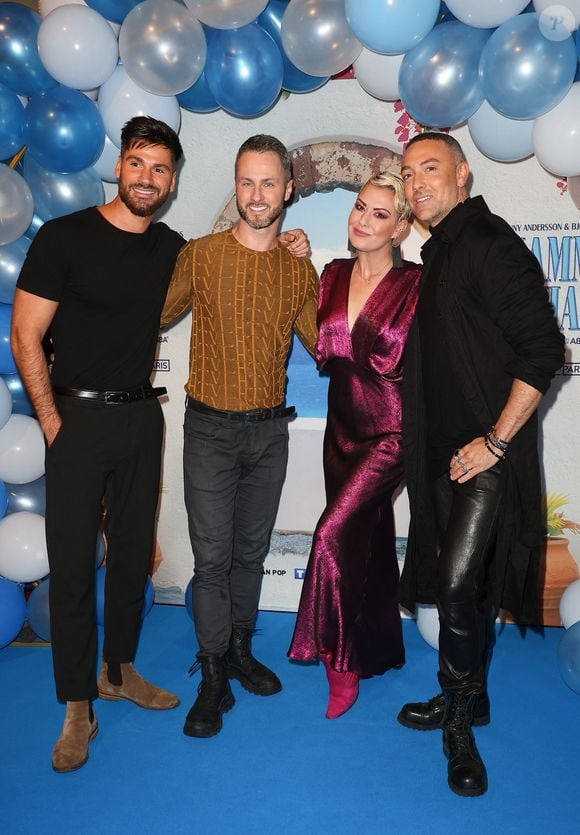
[17,207,185,390]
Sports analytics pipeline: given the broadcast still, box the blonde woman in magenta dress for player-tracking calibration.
[288,172,421,718]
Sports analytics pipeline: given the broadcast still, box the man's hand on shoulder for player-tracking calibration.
[278,228,311,259]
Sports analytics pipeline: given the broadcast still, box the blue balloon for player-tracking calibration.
[0,3,57,97]
[345,0,440,55]
[96,565,155,626]
[177,72,220,114]
[26,578,51,642]
[185,576,193,621]
[85,0,143,25]
[438,3,458,24]
[4,475,45,516]
[258,1,329,94]
[22,155,105,222]
[480,13,577,120]
[0,82,24,160]
[24,87,105,175]
[0,236,30,305]
[1,373,34,416]
[400,21,491,128]
[205,23,284,118]
[0,304,16,374]
[23,214,44,241]
[558,620,580,694]
[0,576,26,647]
[0,480,7,518]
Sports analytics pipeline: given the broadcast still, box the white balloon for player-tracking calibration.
[183,0,268,29]
[0,166,34,248]
[98,64,181,148]
[281,0,363,78]
[534,0,580,31]
[0,415,45,485]
[468,100,534,162]
[560,579,580,628]
[0,511,48,583]
[38,5,118,91]
[416,604,439,650]
[533,83,580,176]
[445,0,530,28]
[93,135,120,183]
[353,49,403,102]
[0,378,12,431]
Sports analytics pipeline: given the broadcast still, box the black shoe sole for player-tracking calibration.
[226,671,282,696]
[182,692,235,738]
[448,778,488,797]
[397,713,490,731]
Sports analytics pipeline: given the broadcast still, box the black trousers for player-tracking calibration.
[45,395,164,702]
[431,464,504,695]
[183,407,290,657]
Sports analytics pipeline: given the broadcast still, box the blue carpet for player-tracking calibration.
[1,606,578,835]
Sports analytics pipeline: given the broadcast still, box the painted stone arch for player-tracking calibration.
[212,140,402,232]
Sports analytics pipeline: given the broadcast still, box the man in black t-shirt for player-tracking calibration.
[11,117,185,773]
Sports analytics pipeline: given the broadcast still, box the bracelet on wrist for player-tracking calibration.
[489,426,509,452]
[484,435,505,461]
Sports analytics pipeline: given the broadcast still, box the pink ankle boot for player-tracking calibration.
[320,653,359,719]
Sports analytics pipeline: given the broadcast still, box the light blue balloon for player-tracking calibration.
[85,0,143,25]
[558,620,580,694]
[480,13,577,119]
[26,578,51,642]
[24,87,105,175]
[258,1,329,94]
[0,3,57,97]
[345,0,440,55]
[23,214,44,241]
[400,21,491,128]
[1,373,34,416]
[0,236,31,305]
[92,135,120,184]
[205,23,283,118]
[22,155,105,222]
[0,304,16,374]
[5,476,45,516]
[468,100,534,161]
[0,82,24,161]
[0,576,26,648]
[0,480,7,518]
[177,72,220,114]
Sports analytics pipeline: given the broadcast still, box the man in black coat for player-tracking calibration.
[397,132,564,797]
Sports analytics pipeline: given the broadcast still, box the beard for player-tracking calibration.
[236,198,285,230]
[118,182,167,218]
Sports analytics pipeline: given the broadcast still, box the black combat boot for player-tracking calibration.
[183,655,234,738]
[442,691,488,797]
[397,690,490,730]
[224,626,282,696]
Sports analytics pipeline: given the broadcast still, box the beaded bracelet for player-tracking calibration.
[484,435,505,461]
[489,426,509,453]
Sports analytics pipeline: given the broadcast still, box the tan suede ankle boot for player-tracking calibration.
[52,700,98,773]
[98,662,180,710]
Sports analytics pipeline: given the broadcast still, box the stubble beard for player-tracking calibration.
[119,182,167,218]
[236,200,284,230]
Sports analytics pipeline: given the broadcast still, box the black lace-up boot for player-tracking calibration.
[442,691,488,797]
[183,655,234,738]
[224,626,282,696]
[397,690,490,730]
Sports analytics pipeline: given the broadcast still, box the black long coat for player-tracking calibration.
[399,196,565,622]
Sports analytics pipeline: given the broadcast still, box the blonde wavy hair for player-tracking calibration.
[367,171,412,222]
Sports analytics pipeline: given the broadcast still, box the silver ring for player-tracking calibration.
[458,461,469,475]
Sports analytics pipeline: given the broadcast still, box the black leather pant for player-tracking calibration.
[431,463,504,695]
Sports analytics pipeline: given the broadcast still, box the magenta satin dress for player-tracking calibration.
[288,257,421,677]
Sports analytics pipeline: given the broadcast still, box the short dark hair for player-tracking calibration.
[120,116,183,166]
[405,131,466,164]
[235,134,292,182]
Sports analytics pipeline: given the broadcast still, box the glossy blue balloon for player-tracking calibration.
[26,578,51,642]
[23,214,44,241]
[0,304,16,374]
[0,3,57,97]
[22,155,105,222]
[0,576,26,647]
[177,72,220,114]
[24,87,105,175]
[1,373,34,416]
[0,236,30,305]
[345,0,440,55]
[558,620,580,694]
[185,576,193,621]
[258,1,329,94]
[0,82,24,160]
[480,13,577,119]
[400,21,491,128]
[85,0,143,25]
[0,480,7,518]
[4,476,45,516]
[205,23,283,118]
[96,565,155,626]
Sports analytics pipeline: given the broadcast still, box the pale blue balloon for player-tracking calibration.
[0,82,25,161]
[468,100,534,161]
[23,214,44,241]
[400,21,491,128]
[1,373,34,416]
[92,135,120,184]
[0,236,31,305]
[0,165,34,247]
[24,87,105,175]
[22,155,105,222]
[480,13,577,119]
[205,23,284,118]
[0,3,57,97]
[558,620,580,694]
[26,577,51,642]
[5,476,45,516]
[345,0,440,55]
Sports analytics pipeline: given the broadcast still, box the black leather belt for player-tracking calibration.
[53,385,167,404]
[186,397,295,422]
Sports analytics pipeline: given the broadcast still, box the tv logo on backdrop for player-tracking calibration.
[294,568,306,580]
[154,359,170,371]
